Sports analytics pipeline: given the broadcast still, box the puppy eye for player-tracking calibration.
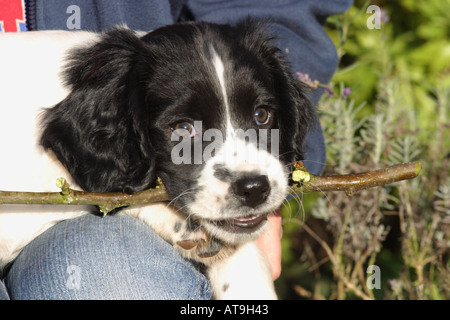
[171,122,196,138]
[254,107,272,126]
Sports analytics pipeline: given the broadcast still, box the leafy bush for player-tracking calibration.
[277,0,450,300]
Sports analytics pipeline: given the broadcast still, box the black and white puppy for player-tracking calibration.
[0,20,314,299]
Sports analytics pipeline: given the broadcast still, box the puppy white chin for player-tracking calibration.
[201,213,269,244]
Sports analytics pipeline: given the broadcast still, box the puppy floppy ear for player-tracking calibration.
[264,44,315,164]
[237,20,315,163]
[274,63,315,164]
[40,27,155,193]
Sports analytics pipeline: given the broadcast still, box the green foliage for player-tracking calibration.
[277,1,450,300]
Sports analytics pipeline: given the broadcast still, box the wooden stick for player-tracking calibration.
[0,177,170,215]
[0,162,421,214]
[291,161,422,196]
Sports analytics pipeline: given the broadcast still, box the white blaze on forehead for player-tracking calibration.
[209,47,275,172]
[210,47,234,138]
[186,49,289,229]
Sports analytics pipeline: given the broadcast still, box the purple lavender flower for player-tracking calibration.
[380,9,390,24]
[324,87,334,98]
[342,87,351,99]
[296,72,319,89]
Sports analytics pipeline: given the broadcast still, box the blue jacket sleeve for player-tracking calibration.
[32,0,173,32]
[185,0,353,174]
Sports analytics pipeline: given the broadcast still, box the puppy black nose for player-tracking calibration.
[232,175,271,208]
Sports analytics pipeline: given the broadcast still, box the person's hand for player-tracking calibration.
[257,210,283,280]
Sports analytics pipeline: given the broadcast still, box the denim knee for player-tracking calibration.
[4,214,211,300]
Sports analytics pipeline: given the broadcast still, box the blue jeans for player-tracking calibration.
[0,214,211,299]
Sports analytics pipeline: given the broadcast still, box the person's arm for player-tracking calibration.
[29,0,173,32]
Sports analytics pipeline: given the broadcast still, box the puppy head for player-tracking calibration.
[41,21,314,244]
